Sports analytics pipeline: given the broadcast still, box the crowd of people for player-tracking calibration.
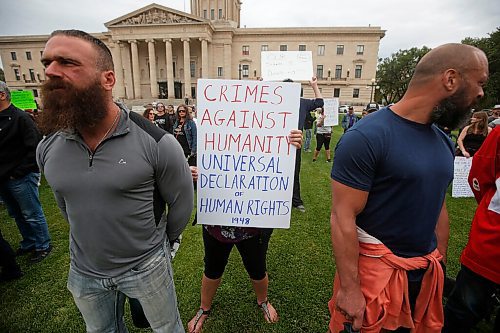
[1,30,499,333]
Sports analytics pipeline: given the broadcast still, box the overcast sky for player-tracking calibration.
[1,0,499,68]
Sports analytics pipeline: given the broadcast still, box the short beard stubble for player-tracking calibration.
[431,82,477,130]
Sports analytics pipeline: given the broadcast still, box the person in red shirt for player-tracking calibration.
[443,126,500,332]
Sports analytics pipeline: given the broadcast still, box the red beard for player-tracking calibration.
[38,77,108,135]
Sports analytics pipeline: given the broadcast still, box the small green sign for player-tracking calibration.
[11,90,37,110]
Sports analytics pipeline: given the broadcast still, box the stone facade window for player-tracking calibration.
[242,64,249,78]
[355,65,362,78]
[217,66,223,77]
[334,88,340,97]
[190,61,196,78]
[353,88,360,98]
[29,69,36,81]
[14,68,20,80]
[11,51,17,60]
[335,65,342,79]
[299,44,306,51]
[26,51,32,60]
[316,65,323,79]
[336,45,344,55]
[242,45,249,55]
[261,45,268,51]
[318,45,325,56]
[280,45,287,51]
[357,45,365,55]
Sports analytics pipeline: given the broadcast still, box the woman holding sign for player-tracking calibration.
[312,108,333,162]
[187,129,303,333]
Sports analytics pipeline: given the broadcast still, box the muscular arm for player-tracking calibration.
[156,135,194,241]
[330,179,369,330]
[435,201,450,263]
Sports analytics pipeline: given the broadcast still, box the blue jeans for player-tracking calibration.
[0,172,51,251]
[67,243,184,333]
[304,128,312,151]
[443,265,499,333]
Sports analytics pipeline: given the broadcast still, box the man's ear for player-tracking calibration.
[442,68,460,92]
[101,70,116,91]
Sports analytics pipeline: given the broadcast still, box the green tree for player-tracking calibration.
[462,27,500,109]
[0,67,4,82]
[377,28,500,108]
[376,46,431,104]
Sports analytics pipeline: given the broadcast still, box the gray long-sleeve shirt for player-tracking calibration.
[37,104,194,278]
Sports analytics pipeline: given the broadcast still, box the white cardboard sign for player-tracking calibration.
[452,157,474,198]
[196,79,301,229]
[261,51,313,81]
[323,98,339,126]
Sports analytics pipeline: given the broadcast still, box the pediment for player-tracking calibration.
[105,3,206,28]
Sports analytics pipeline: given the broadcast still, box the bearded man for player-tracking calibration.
[328,43,489,333]
[37,30,193,333]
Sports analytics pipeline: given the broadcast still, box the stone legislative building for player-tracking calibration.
[0,1,385,106]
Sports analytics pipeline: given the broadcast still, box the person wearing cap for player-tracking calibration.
[488,104,500,126]
[341,106,359,133]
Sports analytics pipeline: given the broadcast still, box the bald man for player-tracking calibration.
[328,43,488,333]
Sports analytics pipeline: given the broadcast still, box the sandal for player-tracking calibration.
[258,299,278,323]
[188,308,211,333]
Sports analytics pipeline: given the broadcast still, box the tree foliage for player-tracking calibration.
[376,27,500,108]
[376,46,431,104]
[462,27,500,109]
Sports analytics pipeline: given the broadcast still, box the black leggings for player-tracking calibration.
[203,228,272,280]
[316,133,331,151]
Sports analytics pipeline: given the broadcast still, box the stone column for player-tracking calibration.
[147,39,158,98]
[164,38,175,99]
[223,43,232,79]
[200,38,208,78]
[111,41,125,99]
[122,43,134,99]
[182,38,191,98]
[129,40,141,99]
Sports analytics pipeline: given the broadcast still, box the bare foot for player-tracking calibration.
[187,308,210,333]
[259,300,279,323]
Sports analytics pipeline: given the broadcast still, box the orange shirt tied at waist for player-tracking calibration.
[328,242,444,333]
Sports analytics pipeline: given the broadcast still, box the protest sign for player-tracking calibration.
[323,98,339,126]
[11,90,37,110]
[196,79,300,229]
[261,51,313,81]
[452,156,474,198]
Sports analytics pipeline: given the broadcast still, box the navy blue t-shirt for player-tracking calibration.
[331,107,454,258]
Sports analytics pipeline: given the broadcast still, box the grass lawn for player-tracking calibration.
[0,124,494,332]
